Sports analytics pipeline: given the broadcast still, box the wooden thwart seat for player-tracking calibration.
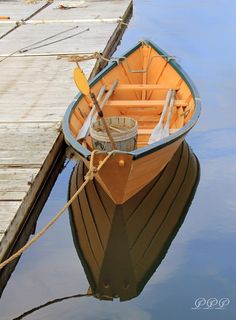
[107,84,180,91]
[138,128,179,135]
[106,100,188,107]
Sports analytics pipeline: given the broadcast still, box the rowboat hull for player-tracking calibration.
[89,136,184,203]
[63,40,201,204]
[69,142,200,301]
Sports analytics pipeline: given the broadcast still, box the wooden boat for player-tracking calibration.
[69,142,200,301]
[63,40,201,204]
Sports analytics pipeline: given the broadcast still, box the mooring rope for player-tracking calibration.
[0,42,114,65]
[12,293,92,320]
[0,1,54,40]
[66,51,112,63]
[0,150,117,270]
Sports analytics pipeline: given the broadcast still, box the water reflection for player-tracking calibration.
[1,0,236,318]
[69,142,200,301]
[11,293,89,320]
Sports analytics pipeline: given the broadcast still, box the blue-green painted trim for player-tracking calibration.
[63,40,201,160]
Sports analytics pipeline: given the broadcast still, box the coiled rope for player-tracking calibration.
[0,149,116,270]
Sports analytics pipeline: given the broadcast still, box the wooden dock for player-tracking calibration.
[0,0,132,263]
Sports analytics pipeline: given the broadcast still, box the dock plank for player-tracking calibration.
[0,0,132,263]
[0,1,46,38]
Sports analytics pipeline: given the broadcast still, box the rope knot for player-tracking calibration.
[85,166,97,181]
[16,20,25,26]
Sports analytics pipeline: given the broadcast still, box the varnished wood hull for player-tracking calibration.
[91,136,184,203]
[63,40,201,204]
[69,142,200,301]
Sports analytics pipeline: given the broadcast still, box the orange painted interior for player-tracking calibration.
[69,43,195,150]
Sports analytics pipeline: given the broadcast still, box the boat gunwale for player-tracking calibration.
[63,40,201,160]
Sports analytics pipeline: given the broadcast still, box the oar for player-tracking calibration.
[73,66,117,150]
[148,89,173,144]
[90,79,119,126]
[76,84,106,140]
[162,90,176,138]
[77,79,119,140]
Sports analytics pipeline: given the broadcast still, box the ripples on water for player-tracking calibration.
[1,0,236,319]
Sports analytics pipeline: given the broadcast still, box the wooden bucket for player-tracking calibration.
[90,116,138,151]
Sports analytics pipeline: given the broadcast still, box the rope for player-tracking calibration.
[66,51,117,63]
[12,293,92,320]
[0,1,53,40]
[19,28,90,53]
[0,149,116,270]
[67,52,101,62]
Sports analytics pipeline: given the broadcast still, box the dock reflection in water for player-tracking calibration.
[69,141,200,301]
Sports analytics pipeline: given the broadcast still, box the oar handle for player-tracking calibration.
[76,85,106,140]
[90,93,117,150]
[91,93,103,117]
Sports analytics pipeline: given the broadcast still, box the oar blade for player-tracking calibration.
[73,67,90,96]
[148,89,173,144]
[163,90,176,138]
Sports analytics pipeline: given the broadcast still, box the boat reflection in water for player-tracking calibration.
[69,141,200,301]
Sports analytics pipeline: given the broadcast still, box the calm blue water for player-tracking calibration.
[1,0,236,319]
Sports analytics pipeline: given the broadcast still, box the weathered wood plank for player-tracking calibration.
[0,192,27,201]
[0,178,31,191]
[0,1,46,38]
[0,0,132,265]
[0,201,21,214]
[0,168,38,176]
